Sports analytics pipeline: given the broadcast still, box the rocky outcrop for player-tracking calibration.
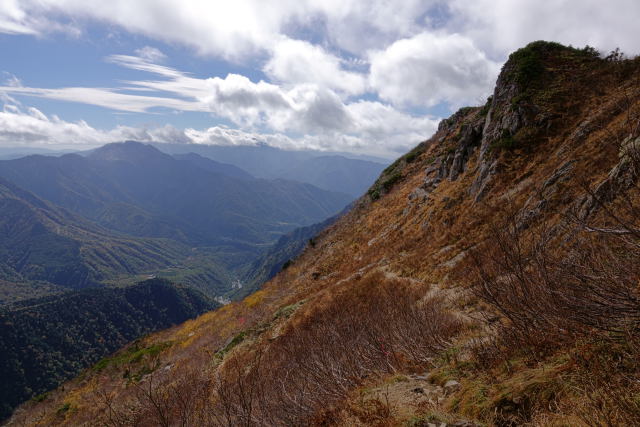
[469,42,581,201]
[577,135,640,219]
[446,121,484,181]
[410,110,484,206]
[469,60,537,201]
[411,45,547,204]
[516,160,576,230]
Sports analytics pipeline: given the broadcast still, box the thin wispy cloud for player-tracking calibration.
[134,46,167,63]
[0,52,439,156]
[0,85,204,113]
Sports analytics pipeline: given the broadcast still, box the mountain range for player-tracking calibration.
[0,142,353,300]
[0,176,187,302]
[150,142,388,197]
[0,142,351,246]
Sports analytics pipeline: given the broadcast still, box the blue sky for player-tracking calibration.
[1,1,639,158]
[1,28,256,130]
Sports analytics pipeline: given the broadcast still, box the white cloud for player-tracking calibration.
[2,0,640,157]
[0,1,420,58]
[2,0,301,60]
[0,0,80,37]
[106,54,185,79]
[3,1,640,61]
[185,126,293,148]
[202,74,293,129]
[0,0,38,35]
[185,95,438,156]
[0,103,199,148]
[369,32,501,108]
[110,56,355,133]
[0,104,120,146]
[1,73,22,106]
[0,85,204,113]
[264,38,366,96]
[0,93,435,158]
[3,104,20,114]
[3,1,640,108]
[0,59,355,135]
[304,0,437,54]
[345,100,439,154]
[449,0,640,58]
[26,107,48,121]
[134,46,166,63]
[3,72,22,87]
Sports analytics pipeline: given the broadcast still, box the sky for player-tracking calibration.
[1,1,639,158]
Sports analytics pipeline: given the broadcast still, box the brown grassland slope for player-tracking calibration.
[7,41,640,426]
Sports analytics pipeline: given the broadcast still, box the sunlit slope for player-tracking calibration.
[10,42,640,426]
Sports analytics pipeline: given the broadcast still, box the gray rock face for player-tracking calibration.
[410,160,442,205]
[470,59,544,202]
[409,114,484,208]
[516,160,576,230]
[448,123,483,181]
[577,135,640,219]
[479,59,536,152]
[408,187,430,202]
[469,106,501,201]
[469,158,498,202]
[542,160,576,193]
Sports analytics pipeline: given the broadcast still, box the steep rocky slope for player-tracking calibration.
[8,42,640,426]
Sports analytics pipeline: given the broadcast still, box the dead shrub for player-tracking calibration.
[467,128,640,424]
[208,272,463,425]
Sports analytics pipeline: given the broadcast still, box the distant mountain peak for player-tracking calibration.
[89,141,171,163]
[172,152,254,180]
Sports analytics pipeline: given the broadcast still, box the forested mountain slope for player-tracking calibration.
[9,42,640,426]
[236,211,345,300]
[0,177,186,300]
[0,279,217,420]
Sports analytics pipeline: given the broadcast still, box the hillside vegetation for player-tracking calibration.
[0,177,187,300]
[0,278,217,421]
[8,41,640,426]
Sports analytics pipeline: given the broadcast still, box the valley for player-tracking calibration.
[0,141,362,303]
[0,141,376,420]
